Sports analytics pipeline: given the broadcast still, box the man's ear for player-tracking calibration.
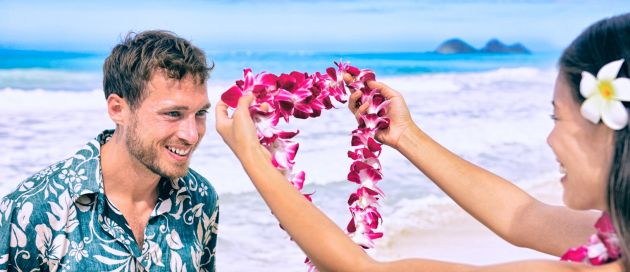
[107,94,129,126]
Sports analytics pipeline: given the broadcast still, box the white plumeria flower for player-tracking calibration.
[580,59,630,130]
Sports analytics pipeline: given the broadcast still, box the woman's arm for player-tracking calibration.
[215,94,618,272]
[215,94,477,271]
[348,80,598,256]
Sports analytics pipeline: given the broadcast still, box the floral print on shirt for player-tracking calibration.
[0,130,219,272]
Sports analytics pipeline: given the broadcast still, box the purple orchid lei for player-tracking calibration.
[221,62,389,271]
[560,212,621,265]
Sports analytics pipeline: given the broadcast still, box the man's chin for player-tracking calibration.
[152,164,189,181]
[165,167,190,180]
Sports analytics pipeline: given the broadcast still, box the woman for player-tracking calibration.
[215,13,629,271]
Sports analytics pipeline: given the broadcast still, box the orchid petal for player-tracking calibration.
[561,247,588,262]
[366,138,382,153]
[220,85,243,108]
[290,71,306,84]
[326,67,337,81]
[243,69,255,91]
[595,213,616,236]
[581,95,604,124]
[601,100,628,130]
[293,88,313,101]
[597,59,625,81]
[613,78,630,101]
[278,74,296,91]
[346,66,361,76]
[260,73,279,87]
[277,130,299,139]
[293,108,312,119]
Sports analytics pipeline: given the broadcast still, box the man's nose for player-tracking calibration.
[177,115,200,144]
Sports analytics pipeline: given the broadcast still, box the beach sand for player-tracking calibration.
[371,176,563,265]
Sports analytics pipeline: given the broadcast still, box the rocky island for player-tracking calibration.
[435,38,530,54]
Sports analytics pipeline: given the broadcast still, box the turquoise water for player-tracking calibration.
[0,48,559,90]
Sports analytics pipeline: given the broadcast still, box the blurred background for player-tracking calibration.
[1,1,629,271]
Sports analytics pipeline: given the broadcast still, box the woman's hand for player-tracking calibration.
[348,79,416,150]
[215,93,271,165]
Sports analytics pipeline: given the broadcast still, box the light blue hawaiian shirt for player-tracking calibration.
[0,130,219,271]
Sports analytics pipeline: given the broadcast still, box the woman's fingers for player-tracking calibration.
[236,93,254,113]
[348,90,363,113]
[215,100,230,133]
[366,80,400,99]
[343,72,354,85]
[354,102,370,121]
[215,93,254,136]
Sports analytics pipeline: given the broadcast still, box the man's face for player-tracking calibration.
[125,71,210,180]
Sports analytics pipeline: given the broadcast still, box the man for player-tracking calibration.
[0,31,218,271]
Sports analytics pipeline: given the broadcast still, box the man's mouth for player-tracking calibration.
[166,145,191,157]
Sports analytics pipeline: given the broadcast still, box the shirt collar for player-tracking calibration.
[71,129,114,199]
[74,129,179,201]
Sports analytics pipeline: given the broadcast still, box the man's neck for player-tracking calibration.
[100,130,160,203]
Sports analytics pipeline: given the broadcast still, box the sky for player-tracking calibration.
[0,0,629,53]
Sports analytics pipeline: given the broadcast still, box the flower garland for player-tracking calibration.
[220,62,389,271]
[560,212,621,265]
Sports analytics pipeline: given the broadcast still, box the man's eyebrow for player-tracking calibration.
[163,105,190,111]
[551,101,556,107]
[161,103,211,111]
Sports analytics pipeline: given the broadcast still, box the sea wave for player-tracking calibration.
[0,68,102,91]
[1,66,559,196]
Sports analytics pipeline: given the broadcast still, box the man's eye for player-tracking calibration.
[166,111,181,118]
[196,110,208,117]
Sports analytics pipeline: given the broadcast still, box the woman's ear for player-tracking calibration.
[107,94,129,126]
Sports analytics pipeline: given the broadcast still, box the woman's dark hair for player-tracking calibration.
[103,30,214,110]
[559,13,630,267]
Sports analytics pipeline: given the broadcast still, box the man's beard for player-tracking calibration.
[125,118,189,180]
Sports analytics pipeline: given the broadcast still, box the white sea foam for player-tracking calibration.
[0,87,105,111]
[0,69,102,91]
[0,67,559,194]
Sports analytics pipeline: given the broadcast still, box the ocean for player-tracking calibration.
[0,49,561,271]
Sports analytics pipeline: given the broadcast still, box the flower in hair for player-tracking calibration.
[580,59,630,130]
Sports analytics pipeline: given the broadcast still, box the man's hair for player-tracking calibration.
[103,30,213,110]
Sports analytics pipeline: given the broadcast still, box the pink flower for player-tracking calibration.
[346,205,383,249]
[351,128,383,154]
[347,148,381,170]
[347,161,384,196]
[221,69,278,107]
[268,138,299,170]
[347,187,380,208]
[221,85,245,108]
[560,212,621,265]
[359,113,390,131]
[595,212,621,259]
[561,247,588,263]
[286,170,306,190]
[251,110,281,140]
[275,87,314,120]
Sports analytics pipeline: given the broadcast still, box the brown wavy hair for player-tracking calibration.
[103,30,213,110]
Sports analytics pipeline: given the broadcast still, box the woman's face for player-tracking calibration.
[547,73,615,210]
